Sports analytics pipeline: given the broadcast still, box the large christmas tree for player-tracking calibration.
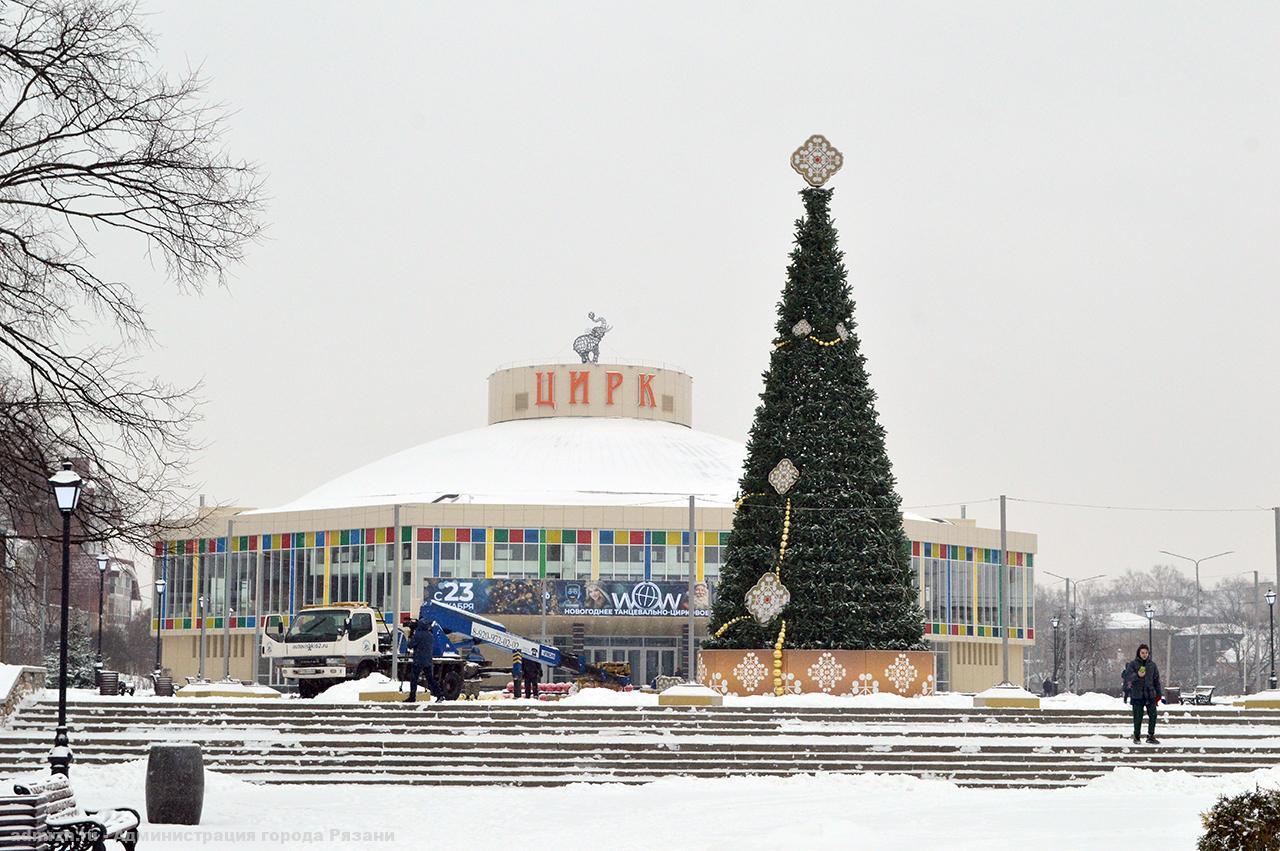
[706,136,923,653]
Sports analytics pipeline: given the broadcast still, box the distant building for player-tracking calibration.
[155,362,1038,692]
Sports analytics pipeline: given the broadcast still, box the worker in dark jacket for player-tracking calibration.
[405,619,439,702]
[1121,643,1162,744]
[511,651,524,698]
[522,655,543,700]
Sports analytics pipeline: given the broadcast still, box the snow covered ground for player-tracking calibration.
[66,758,1275,850]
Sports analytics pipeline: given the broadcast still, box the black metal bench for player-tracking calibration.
[9,775,139,851]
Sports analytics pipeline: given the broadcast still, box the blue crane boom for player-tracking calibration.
[419,599,631,687]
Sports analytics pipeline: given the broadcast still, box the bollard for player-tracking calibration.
[145,742,204,824]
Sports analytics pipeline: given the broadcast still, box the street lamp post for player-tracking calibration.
[1043,571,1105,693]
[1267,588,1277,692]
[1144,602,1155,652]
[1160,550,1233,687]
[95,555,109,673]
[47,460,83,777]
[154,575,167,678]
[1049,615,1060,695]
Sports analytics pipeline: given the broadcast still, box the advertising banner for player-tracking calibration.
[423,578,714,618]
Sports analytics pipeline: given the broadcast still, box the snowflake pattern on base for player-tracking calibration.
[733,652,769,692]
[884,653,919,693]
[707,672,730,695]
[806,652,848,693]
[919,674,936,696]
[851,672,880,696]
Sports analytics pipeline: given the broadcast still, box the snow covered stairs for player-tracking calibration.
[3,698,1280,789]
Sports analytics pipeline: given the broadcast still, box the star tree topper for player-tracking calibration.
[790,134,844,187]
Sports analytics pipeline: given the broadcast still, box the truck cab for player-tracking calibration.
[261,602,396,698]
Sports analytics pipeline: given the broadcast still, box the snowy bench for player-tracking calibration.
[9,774,139,851]
[1187,685,1216,705]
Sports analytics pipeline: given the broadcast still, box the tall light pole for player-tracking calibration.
[1049,615,1060,695]
[154,575,167,679]
[1144,602,1155,652]
[1267,588,1276,692]
[1043,571,1105,693]
[1160,549,1232,687]
[95,554,109,673]
[48,460,83,777]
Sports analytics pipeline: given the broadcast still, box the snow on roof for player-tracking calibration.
[1100,611,1175,631]
[1175,624,1244,638]
[250,417,748,514]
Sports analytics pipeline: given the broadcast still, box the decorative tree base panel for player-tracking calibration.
[698,649,935,697]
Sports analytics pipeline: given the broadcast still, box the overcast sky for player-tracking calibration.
[107,2,1280,591]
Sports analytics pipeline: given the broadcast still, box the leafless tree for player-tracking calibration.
[0,0,263,549]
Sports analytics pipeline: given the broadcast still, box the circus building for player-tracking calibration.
[154,357,1038,693]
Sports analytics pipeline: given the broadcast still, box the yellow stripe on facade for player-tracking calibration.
[591,533,600,580]
[322,536,331,605]
[485,535,494,579]
[696,531,705,583]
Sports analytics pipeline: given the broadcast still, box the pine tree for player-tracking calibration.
[706,186,924,651]
[43,612,98,688]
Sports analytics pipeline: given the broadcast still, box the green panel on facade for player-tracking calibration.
[539,529,546,543]
[495,528,508,543]
[562,530,575,543]
[182,618,192,630]
[539,543,547,578]
[340,530,350,546]
[652,531,666,545]
[1027,553,1034,567]
[401,526,412,543]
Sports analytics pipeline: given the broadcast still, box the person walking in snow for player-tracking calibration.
[1122,643,1162,744]
[406,618,439,702]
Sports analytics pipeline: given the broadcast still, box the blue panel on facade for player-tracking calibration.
[432,541,440,578]
[600,530,614,545]
[473,528,486,543]
[644,530,652,580]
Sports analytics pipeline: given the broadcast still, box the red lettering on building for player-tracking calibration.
[605,371,623,406]
[535,371,556,408]
[569,371,590,405]
[638,373,656,408]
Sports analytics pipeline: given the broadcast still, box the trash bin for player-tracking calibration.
[97,670,119,697]
[153,675,174,697]
[145,742,204,825]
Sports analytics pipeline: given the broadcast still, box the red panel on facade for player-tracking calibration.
[629,531,643,545]
[577,530,591,544]
[510,529,524,543]
[457,528,471,543]
[417,528,431,542]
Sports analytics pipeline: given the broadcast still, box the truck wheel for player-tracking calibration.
[298,679,319,699]
[354,661,374,680]
[439,669,464,701]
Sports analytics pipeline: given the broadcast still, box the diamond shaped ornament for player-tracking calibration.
[790,134,844,187]
[768,458,800,495]
[835,322,849,342]
[791,319,812,338]
[745,572,791,625]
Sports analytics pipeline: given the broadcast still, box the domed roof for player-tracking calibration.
[255,417,748,514]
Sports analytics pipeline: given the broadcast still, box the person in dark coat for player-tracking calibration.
[406,619,439,702]
[522,656,543,700]
[1121,643,1162,744]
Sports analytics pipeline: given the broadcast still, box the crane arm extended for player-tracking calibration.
[420,599,630,687]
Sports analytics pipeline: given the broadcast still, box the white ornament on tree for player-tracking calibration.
[745,572,791,625]
[791,319,812,338]
[768,458,800,495]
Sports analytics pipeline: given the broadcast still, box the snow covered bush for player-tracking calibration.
[1198,786,1280,850]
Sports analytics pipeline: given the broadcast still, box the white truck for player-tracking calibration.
[260,602,402,698]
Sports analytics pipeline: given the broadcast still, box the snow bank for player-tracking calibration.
[61,755,1280,850]
[1043,691,1125,710]
[314,673,399,703]
[0,663,23,700]
[557,687,659,706]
